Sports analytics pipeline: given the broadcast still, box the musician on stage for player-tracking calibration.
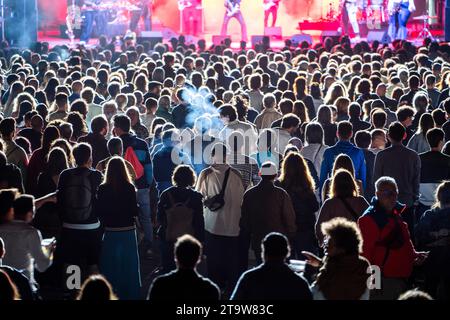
[80,0,107,43]
[263,0,280,28]
[387,0,416,40]
[130,0,152,32]
[179,0,202,36]
[220,0,248,42]
[340,0,364,40]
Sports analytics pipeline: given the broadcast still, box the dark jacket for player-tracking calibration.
[416,207,450,284]
[172,103,192,129]
[419,151,450,206]
[78,133,109,168]
[33,171,61,239]
[157,186,205,242]
[442,120,450,142]
[96,183,138,228]
[17,128,42,152]
[322,123,338,147]
[153,146,191,185]
[0,266,34,300]
[373,144,421,207]
[362,149,376,201]
[276,182,319,233]
[240,180,297,249]
[231,262,312,300]
[148,269,220,300]
[349,117,371,136]
[356,93,379,107]
[0,163,24,193]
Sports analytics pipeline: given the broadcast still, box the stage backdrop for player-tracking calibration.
[36,0,428,39]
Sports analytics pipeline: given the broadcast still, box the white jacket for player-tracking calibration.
[219,120,258,155]
[196,164,244,237]
[301,143,326,174]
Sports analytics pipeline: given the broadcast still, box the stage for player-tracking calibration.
[37,29,445,52]
[28,0,446,50]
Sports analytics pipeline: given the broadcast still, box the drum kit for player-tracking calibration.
[66,0,141,37]
[324,0,388,27]
[324,0,438,40]
[101,1,141,25]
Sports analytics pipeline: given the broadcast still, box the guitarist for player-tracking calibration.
[340,0,364,41]
[220,0,248,42]
[263,0,280,28]
[79,0,102,43]
[130,0,152,32]
[387,0,416,40]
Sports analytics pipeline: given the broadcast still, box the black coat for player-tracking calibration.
[148,269,220,300]
[231,262,312,300]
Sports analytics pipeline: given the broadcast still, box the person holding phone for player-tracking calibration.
[0,191,56,294]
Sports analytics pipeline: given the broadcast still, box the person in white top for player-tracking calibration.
[82,87,103,126]
[218,104,258,156]
[254,93,282,131]
[0,192,55,291]
[273,114,300,155]
[196,143,244,293]
[301,122,326,175]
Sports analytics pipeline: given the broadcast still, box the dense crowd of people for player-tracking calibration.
[1,34,450,301]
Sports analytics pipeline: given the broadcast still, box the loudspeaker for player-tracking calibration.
[367,30,391,44]
[137,31,163,48]
[290,34,313,46]
[212,35,230,45]
[320,31,341,45]
[264,27,282,39]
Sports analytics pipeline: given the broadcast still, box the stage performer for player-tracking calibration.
[340,0,362,40]
[80,0,105,43]
[263,0,280,28]
[179,0,202,36]
[220,0,248,42]
[387,0,416,40]
[130,0,152,32]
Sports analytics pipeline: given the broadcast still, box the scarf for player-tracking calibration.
[315,254,370,300]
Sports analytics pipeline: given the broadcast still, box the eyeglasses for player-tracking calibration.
[379,190,398,197]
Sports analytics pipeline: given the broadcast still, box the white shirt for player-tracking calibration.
[196,164,244,237]
[0,220,52,285]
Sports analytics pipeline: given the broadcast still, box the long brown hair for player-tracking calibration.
[332,154,355,178]
[77,275,117,301]
[279,151,315,195]
[330,169,359,198]
[102,156,132,191]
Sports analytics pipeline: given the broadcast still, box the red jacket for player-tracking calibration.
[358,201,418,278]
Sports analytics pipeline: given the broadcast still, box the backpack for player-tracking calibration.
[165,191,195,242]
[124,146,144,180]
[62,170,95,223]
